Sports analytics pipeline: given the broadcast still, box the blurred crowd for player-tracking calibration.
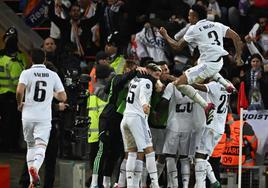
[44,0,268,112]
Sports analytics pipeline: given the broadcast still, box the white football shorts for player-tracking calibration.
[185,58,223,84]
[22,120,52,145]
[162,129,192,156]
[121,115,152,151]
[195,127,222,156]
[150,128,166,155]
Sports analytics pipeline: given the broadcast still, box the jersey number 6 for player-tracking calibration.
[33,81,47,102]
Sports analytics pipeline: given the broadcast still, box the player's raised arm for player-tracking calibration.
[159,27,187,51]
[225,28,243,65]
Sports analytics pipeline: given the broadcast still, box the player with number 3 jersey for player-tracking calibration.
[16,49,66,188]
[159,4,242,125]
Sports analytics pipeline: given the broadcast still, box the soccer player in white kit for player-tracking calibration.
[120,63,162,188]
[160,82,195,188]
[193,80,229,188]
[16,49,67,188]
[159,4,242,125]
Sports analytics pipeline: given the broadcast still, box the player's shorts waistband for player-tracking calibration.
[210,56,223,62]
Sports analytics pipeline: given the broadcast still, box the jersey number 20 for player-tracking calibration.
[34,81,47,102]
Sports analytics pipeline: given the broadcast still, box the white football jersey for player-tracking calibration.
[184,19,229,62]
[19,64,65,122]
[124,77,153,117]
[205,81,229,133]
[162,83,194,132]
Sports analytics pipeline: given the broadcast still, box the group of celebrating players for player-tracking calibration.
[17,3,242,188]
[114,3,241,188]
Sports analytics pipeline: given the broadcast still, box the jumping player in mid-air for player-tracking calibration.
[159,4,242,124]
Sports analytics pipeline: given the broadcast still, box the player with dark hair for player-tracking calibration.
[120,63,162,188]
[16,48,67,188]
[89,61,147,188]
[159,4,242,124]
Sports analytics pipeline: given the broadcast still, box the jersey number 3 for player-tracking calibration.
[208,30,221,46]
[34,81,47,102]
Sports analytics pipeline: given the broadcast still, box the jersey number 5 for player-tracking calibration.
[208,30,221,46]
[34,81,47,102]
[127,91,135,104]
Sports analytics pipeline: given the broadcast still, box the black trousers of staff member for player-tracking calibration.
[0,92,21,152]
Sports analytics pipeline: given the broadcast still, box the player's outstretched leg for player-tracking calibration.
[175,84,215,124]
[213,73,236,93]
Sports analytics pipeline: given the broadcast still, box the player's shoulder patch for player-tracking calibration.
[146,83,150,89]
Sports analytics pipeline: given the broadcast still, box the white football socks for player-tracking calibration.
[206,160,217,184]
[133,160,143,187]
[180,157,190,188]
[166,157,178,188]
[156,161,165,177]
[91,174,98,187]
[118,159,127,187]
[33,139,47,172]
[141,163,148,187]
[145,152,159,187]
[195,158,207,188]
[103,176,111,188]
[213,73,229,88]
[26,145,35,182]
[177,85,208,108]
[126,152,137,187]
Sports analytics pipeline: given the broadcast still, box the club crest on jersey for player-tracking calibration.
[146,83,150,89]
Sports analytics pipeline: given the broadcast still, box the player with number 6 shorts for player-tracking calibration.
[16,49,66,188]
